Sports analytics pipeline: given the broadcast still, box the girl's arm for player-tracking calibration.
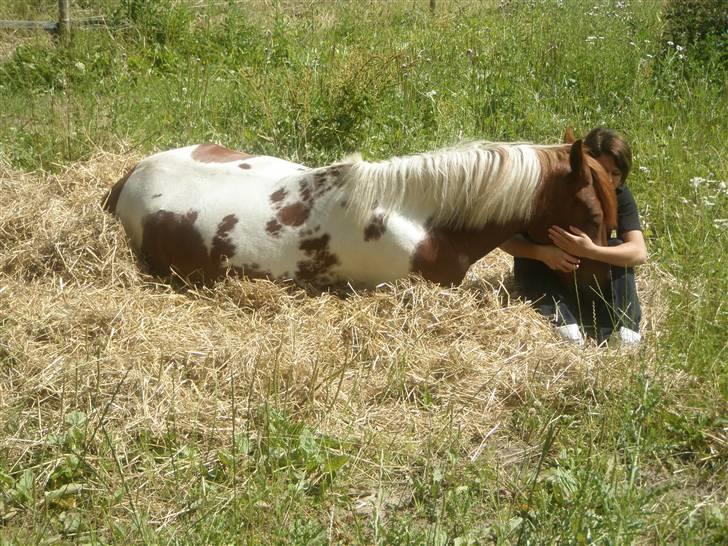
[500,234,581,273]
[548,226,647,267]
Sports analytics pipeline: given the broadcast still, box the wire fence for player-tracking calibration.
[0,1,442,43]
[0,0,128,40]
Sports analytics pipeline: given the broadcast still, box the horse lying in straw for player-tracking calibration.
[103,133,616,288]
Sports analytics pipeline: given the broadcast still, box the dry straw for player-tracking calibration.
[0,151,672,523]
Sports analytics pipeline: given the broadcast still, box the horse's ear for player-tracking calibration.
[569,139,591,186]
[563,127,576,144]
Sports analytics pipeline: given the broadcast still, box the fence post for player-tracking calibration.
[58,0,71,42]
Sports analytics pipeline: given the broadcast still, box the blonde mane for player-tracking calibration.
[340,142,559,229]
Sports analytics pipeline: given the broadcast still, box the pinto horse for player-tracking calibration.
[103,135,616,288]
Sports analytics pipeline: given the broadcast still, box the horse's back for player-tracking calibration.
[122,144,306,195]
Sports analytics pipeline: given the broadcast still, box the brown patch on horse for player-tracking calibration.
[299,179,313,203]
[141,210,213,281]
[210,214,239,264]
[364,213,386,241]
[270,188,288,206]
[239,163,252,170]
[278,202,310,227]
[310,164,350,199]
[191,143,255,163]
[103,164,138,214]
[266,219,283,238]
[296,234,340,282]
[313,172,329,193]
[268,189,308,233]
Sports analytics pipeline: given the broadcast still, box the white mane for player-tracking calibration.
[340,142,552,229]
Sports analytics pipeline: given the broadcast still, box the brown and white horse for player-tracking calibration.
[103,135,616,288]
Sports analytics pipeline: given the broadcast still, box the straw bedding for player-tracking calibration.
[0,151,671,517]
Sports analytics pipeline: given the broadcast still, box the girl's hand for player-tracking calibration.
[537,244,581,273]
[548,226,597,258]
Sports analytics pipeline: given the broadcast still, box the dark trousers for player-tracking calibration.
[513,240,641,343]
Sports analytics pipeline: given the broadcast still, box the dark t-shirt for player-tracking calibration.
[616,185,642,235]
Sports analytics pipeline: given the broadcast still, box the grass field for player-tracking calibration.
[1,0,726,543]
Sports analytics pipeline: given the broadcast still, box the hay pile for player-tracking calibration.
[0,152,669,521]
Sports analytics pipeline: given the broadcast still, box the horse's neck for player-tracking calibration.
[345,144,542,229]
[463,219,528,260]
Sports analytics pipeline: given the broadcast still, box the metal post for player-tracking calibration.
[58,0,71,42]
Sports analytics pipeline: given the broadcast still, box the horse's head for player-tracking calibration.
[527,136,617,287]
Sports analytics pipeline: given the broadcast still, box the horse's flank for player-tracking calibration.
[339,142,568,229]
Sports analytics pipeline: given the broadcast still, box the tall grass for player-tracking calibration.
[1,0,726,543]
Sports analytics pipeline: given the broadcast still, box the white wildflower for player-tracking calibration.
[690,177,706,188]
[639,166,650,174]
[74,62,85,72]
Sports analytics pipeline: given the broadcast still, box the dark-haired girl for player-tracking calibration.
[501,128,647,345]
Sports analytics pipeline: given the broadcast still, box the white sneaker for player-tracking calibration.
[618,327,641,345]
[557,324,584,345]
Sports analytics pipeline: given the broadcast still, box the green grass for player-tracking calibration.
[1,0,727,543]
